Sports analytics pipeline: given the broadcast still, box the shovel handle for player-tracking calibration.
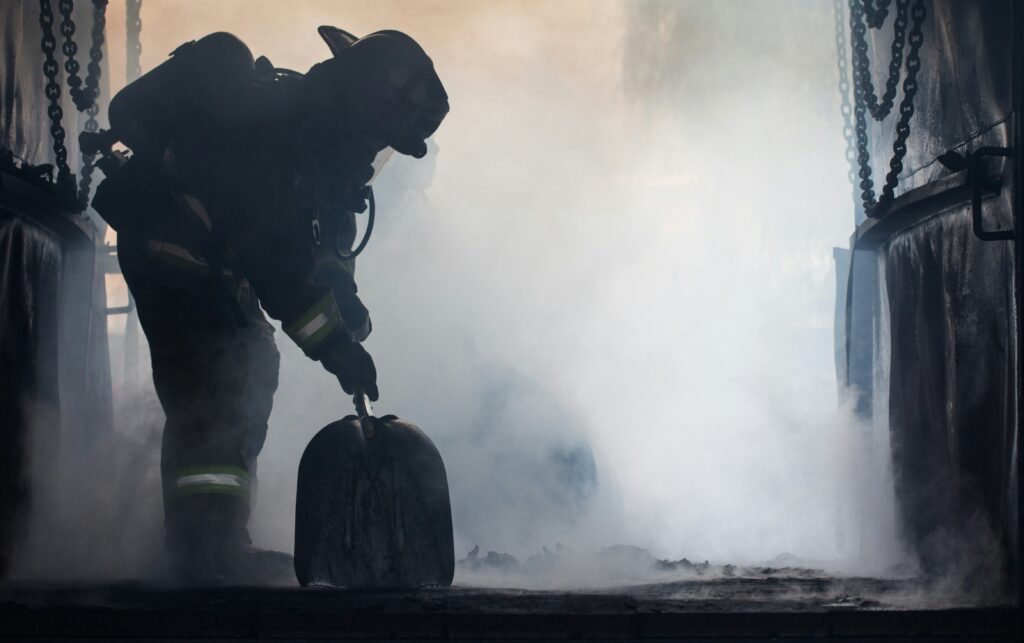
[353,388,374,419]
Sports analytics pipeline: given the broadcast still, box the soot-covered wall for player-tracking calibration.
[0,0,112,577]
[855,0,1018,578]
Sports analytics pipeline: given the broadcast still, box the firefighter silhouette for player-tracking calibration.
[90,27,448,583]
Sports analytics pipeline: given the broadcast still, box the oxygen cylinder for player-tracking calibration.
[108,32,255,157]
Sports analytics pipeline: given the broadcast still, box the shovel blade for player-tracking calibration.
[294,415,454,588]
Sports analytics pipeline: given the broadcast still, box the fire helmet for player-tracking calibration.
[304,26,449,158]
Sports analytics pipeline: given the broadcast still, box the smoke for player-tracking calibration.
[13,0,911,585]
[249,0,907,574]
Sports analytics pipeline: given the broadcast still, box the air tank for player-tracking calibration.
[107,32,255,157]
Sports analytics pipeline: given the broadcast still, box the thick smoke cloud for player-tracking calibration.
[15,0,907,585]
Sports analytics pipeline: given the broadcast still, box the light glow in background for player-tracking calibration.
[66,0,903,584]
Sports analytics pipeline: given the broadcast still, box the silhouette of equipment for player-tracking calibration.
[294,390,455,588]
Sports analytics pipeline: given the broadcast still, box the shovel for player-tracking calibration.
[294,388,455,588]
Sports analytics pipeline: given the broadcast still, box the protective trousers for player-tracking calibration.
[116,193,280,580]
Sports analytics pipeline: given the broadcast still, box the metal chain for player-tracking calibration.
[57,0,107,112]
[57,0,84,109]
[126,0,142,82]
[862,0,892,28]
[850,0,908,121]
[78,0,107,206]
[83,0,106,110]
[38,0,72,190]
[849,0,926,217]
[877,0,926,210]
[38,0,108,207]
[833,0,861,221]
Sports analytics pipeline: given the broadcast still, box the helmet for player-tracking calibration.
[304,26,449,158]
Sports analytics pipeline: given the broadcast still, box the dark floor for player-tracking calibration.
[0,571,1019,641]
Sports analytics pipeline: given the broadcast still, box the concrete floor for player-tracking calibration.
[0,571,1018,641]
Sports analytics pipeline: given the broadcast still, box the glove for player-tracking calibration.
[321,339,379,401]
[337,293,372,343]
[313,259,372,343]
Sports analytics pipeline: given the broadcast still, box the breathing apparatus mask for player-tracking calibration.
[303,26,448,259]
[305,27,449,159]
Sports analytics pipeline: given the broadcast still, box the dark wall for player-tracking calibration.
[0,0,112,577]
[852,0,1018,581]
[0,214,62,577]
[865,0,1012,197]
[884,198,1016,578]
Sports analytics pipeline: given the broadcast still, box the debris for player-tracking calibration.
[458,547,520,574]
[458,544,736,585]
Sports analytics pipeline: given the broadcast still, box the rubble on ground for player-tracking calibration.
[455,543,820,587]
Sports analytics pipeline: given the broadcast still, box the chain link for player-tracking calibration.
[39,0,72,192]
[38,0,108,208]
[78,0,107,206]
[57,0,86,110]
[877,0,926,211]
[846,0,926,218]
[56,0,107,112]
[126,0,142,82]
[862,0,892,29]
[833,0,861,220]
[850,0,908,121]
[84,0,106,110]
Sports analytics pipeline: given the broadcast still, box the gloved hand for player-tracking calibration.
[321,339,379,401]
[337,293,372,343]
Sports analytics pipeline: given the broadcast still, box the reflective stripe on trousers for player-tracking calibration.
[173,465,251,498]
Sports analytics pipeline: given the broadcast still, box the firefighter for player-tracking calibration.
[91,28,449,583]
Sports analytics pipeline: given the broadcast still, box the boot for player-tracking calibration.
[165,494,250,586]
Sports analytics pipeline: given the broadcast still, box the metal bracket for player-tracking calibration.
[105,292,135,316]
[100,243,135,315]
[971,146,1013,241]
